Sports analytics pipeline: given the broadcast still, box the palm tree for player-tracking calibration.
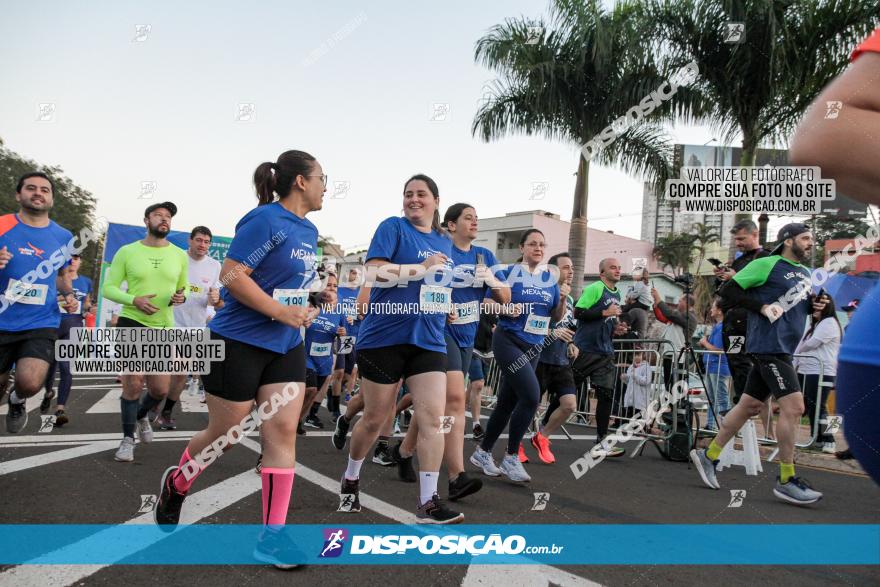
[473,0,675,296]
[653,232,696,276]
[692,222,720,273]
[648,0,878,244]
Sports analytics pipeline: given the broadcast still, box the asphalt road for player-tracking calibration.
[1,376,877,586]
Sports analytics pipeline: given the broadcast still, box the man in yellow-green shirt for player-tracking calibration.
[102,201,188,462]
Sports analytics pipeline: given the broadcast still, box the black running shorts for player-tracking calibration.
[357,344,447,385]
[306,368,328,391]
[743,354,802,402]
[201,331,306,402]
[536,361,577,397]
[0,328,57,373]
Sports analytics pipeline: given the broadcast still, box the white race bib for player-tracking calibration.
[5,279,48,305]
[419,284,452,313]
[310,341,332,357]
[273,288,309,307]
[524,314,550,336]
[453,301,479,325]
[336,335,356,355]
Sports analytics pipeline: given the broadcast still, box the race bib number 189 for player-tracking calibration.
[419,285,452,313]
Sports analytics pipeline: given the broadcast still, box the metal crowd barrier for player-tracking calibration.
[468,339,832,451]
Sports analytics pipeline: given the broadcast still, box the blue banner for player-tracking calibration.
[0,525,877,565]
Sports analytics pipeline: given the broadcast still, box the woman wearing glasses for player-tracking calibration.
[339,174,464,524]
[470,228,567,482]
[153,150,324,569]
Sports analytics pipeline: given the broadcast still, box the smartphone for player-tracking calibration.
[708,258,723,267]
[476,252,485,266]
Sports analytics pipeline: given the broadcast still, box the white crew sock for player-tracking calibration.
[9,390,24,404]
[419,471,439,506]
[344,456,364,481]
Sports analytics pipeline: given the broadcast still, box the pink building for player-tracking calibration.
[474,210,660,274]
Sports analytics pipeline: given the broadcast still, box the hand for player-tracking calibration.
[613,322,629,336]
[170,288,186,305]
[274,304,311,329]
[715,267,735,281]
[698,336,708,348]
[559,283,571,298]
[447,309,457,324]
[761,303,784,323]
[602,303,622,318]
[553,327,574,343]
[207,287,220,306]
[474,264,493,285]
[812,296,828,315]
[421,253,449,269]
[346,315,354,325]
[62,294,78,313]
[336,326,347,336]
[0,246,11,270]
[567,344,579,360]
[302,305,321,329]
[133,294,160,315]
[650,288,661,303]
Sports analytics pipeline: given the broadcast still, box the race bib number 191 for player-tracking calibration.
[524,314,550,335]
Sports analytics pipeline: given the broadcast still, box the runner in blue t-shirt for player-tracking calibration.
[328,267,362,422]
[531,252,578,465]
[337,174,464,524]
[154,150,324,568]
[0,172,76,434]
[303,273,346,430]
[693,223,825,506]
[42,253,93,427]
[393,203,510,502]
[470,228,566,484]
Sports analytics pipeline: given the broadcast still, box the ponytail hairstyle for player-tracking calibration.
[442,202,475,230]
[516,228,545,262]
[253,150,317,206]
[403,174,443,234]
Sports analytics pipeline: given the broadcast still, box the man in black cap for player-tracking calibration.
[713,219,770,405]
[101,202,188,462]
[691,223,827,506]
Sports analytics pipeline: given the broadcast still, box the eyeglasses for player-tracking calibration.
[524,242,546,248]
[306,174,328,188]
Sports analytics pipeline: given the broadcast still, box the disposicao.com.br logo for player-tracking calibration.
[321,529,563,557]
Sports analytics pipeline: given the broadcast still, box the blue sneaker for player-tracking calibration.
[773,476,822,505]
[689,449,720,489]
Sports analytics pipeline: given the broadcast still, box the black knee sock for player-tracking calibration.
[136,394,162,420]
[332,395,341,413]
[595,391,613,441]
[309,402,320,417]
[377,436,389,448]
[163,398,177,416]
[121,398,138,438]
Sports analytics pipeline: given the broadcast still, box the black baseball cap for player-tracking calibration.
[769,222,810,255]
[144,201,178,217]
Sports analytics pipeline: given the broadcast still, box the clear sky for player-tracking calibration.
[2,0,798,249]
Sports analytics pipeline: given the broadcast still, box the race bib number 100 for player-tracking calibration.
[272,288,309,307]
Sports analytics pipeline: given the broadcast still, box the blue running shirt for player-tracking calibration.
[209,202,319,353]
[305,307,346,376]
[496,265,560,347]
[445,245,501,349]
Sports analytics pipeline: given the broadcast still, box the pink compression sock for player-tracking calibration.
[172,447,204,493]
[261,468,295,527]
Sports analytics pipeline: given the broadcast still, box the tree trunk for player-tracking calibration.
[568,156,589,298]
[728,135,757,259]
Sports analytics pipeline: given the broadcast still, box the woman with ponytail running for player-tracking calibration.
[153,150,324,569]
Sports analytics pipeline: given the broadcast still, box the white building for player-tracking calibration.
[640,182,736,249]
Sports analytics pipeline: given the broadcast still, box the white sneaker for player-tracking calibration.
[114,437,135,462]
[499,454,531,482]
[469,447,502,477]
[821,441,837,454]
[136,417,154,443]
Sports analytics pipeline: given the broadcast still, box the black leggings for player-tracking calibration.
[481,327,541,455]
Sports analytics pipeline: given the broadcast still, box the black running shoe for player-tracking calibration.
[40,391,55,414]
[304,414,324,429]
[6,397,28,434]
[253,527,305,570]
[297,421,306,436]
[391,442,417,483]
[448,472,483,502]
[154,466,187,531]
[416,494,464,524]
[331,415,350,450]
[372,443,394,466]
[472,423,484,441]
[339,477,361,513]
[54,409,69,428]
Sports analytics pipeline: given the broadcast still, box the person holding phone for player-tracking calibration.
[102,202,188,462]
